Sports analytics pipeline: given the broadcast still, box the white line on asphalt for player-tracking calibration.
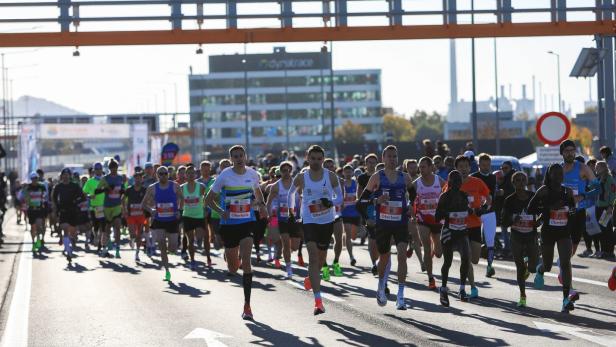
[453,257,607,287]
[287,280,345,302]
[184,328,232,347]
[533,321,615,346]
[1,233,32,347]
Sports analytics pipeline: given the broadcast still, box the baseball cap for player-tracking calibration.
[61,168,72,175]
[93,162,103,170]
[463,151,475,158]
[144,162,153,169]
[29,172,38,180]
[134,167,144,176]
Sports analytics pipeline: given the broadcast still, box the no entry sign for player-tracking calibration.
[536,112,571,146]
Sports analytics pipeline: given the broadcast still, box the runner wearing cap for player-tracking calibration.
[123,168,148,262]
[142,165,183,281]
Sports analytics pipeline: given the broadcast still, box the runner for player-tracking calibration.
[208,159,232,252]
[143,162,157,187]
[470,153,501,278]
[196,160,215,265]
[413,156,445,290]
[404,159,425,269]
[123,168,148,262]
[446,155,491,299]
[357,154,380,274]
[75,181,92,252]
[83,162,106,256]
[287,145,342,315]
[205,145,268,320]
[360,145,412,310]
[434,170,472,306]
[267,161,302,278]
[180,165,206,270]
[593,161,615,259]
[323,158,345,277]
[264,167,283,267]
[142,166,183,281]
[501,171,540,307]
[341,164,360,266]
[560,140,598,257]
[23,172,47,254]
[527,164,580,313]
[51,168,86,265]
[95,159,126,258]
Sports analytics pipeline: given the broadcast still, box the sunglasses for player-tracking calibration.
[158,172,168,176]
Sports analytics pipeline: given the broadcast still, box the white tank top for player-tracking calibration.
[301,170,336,224]
[276,179,291,218]
[415,175,441,224]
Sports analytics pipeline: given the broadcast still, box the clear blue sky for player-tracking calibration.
[0,0,599,118]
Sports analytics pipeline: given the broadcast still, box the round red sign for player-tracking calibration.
[536,112,571,146]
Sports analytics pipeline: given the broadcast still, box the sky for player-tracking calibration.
[0,0,601,119]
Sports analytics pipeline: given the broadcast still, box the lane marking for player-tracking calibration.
[533,321,615,346]
[453,257,607,287]
[1,233,32,347]
[184,328,231,347]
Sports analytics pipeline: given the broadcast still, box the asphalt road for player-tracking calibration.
[1,209,615,347]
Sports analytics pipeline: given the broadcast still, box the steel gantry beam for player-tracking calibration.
[0,0,614,47]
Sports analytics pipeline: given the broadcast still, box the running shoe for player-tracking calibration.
[608,266,616,291]
[242,304,254,320]
[376,287,387,307]
[314,299,325,315]
[304,276,312,291]
[332,262,343,277]
[486,265,495,278]
[350,258,357,266]
[440,287,450,307]
[371,265,378,276]
[568,290,579,309]
[428,277,437,290]
[297,254,305,267]
[561,298,572,313]
[517,296,527,308]
[578,249,592,258]
[470,287,479,299]
[164,270,171,282]
[396,297,406,310]
[321,266,331,281]
[534,265,544,289]
[459,289,469,302]
[274,258,281,269]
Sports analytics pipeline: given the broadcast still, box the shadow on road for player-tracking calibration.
[495,277,564,292]
[64,262,92,273]
[245,320,323,346]
[319,319,415,346]
[99,260,141,275]
[164,281,210,298]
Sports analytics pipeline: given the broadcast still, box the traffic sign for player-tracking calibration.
[536,112,571,146]
[536,146,562,165]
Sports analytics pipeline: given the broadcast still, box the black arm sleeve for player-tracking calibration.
[356,189,374,220]
[407,185,417,204]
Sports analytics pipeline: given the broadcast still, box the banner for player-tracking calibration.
[19,124,39,183]
[128,124,148,175]
[161,142,179,167]
[40,124,130,139]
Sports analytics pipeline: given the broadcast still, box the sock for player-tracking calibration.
[314,291,322,300]
[286,263,292,272]
[397,283,405,299]
[487,247,494,266]
[243,273,253,305]
[378,277,386,292]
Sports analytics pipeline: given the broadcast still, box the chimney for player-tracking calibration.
[450,39,457,105]
[522,84,527,99]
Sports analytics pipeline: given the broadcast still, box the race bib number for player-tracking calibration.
[94,206,104,219]
[156,202,175,218]
[513,213,534,233]
[308,200,330,218]
[184,196,200,208]
[129,203,143,216]
[418,198,438,216]
[228,199,251,219]
[79,200,89,212]
[379,201,403,222]
[29,192,43,208]
[344,195,356,207]
[449,211,468,230]
[108,186,121,199]
[549,207,569,227]
[278,203,289,218]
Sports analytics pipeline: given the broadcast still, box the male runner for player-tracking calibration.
[24,172,47,254]
[83,162,106,256]
[341,164,360,266]
[196,160,214,263]
[95,159,126,258]
[323,158,345,277]
[181,165,206,270]
[52,168,86,265]
[123,168,148,261]
[357,154,380,273]
[205,145,268,321]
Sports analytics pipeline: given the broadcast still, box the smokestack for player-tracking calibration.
[500,85,505,99]
[450,39,457,105]
[522,84,527,99]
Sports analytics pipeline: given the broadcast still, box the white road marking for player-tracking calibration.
[453,257,607,287]
[533,321,616,346]
[1,233,32,347]
[184,328,231,347]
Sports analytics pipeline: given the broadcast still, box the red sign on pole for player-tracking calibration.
[536,112,571,146]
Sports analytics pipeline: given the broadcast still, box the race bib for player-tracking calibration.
[29,192,43,208]
[344,195,356,207]
[278,203,289,218]
[79,200,89,212]
[156,202,175,218]
[379,201,403,222]
[308,200,330,218]
[94,206,104,219]
[418,198,438,216]
[129,203,143,216]
[513,213,534,233]
[449,211,468,230]
[108,186,121,199]
[228,198,251,219]
[549,207,569,227]
[184,196,200,208]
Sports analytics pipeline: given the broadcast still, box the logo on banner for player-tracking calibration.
[161,142,180,166]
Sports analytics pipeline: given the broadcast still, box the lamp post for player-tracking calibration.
[547,50,562,112]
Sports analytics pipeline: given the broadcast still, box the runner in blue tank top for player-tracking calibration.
[142,165,183,282]
[359,145,414,310]
[205,145,268,321]
[560,139,598,257]
[341,164,360,267]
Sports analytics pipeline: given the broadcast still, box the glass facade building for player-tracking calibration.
[189,47,382,157]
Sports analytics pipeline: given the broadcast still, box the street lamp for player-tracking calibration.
[548,51,562,112]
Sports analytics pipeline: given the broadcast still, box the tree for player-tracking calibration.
[410,110,444,140]
[335,120,367,143]
[569,124,593,155]
[383,113,415,141]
